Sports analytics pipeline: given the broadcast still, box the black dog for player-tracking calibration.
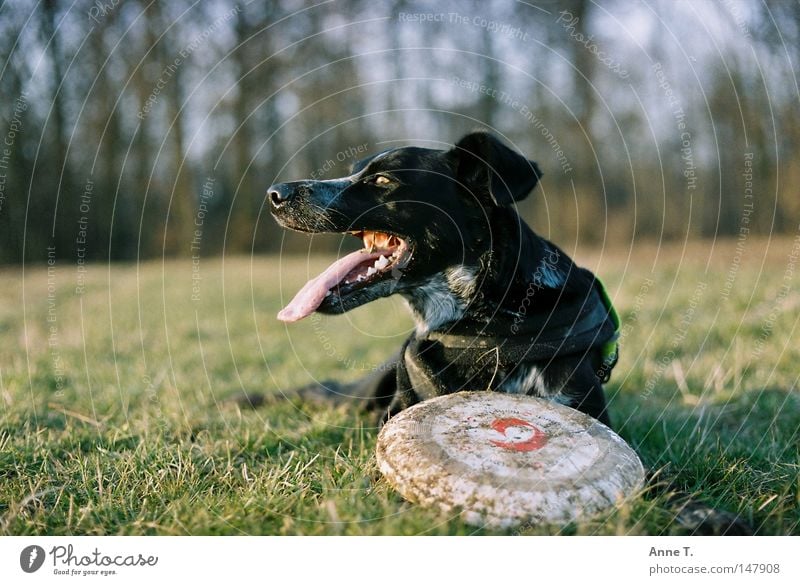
[267,131,751,535]
[269,131,618,426]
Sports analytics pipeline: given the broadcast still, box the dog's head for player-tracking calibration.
[270,131,542,322]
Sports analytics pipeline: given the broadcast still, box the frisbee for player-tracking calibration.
[376,391,644,528]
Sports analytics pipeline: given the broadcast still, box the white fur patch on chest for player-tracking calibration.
[534,253,565,288]
[405,274,467,336]
[403,265,478,336]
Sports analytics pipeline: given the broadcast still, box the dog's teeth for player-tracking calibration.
[357,275,365,282]
[325,291,332,297]
[366,266,377,277]
[375,255,390,269]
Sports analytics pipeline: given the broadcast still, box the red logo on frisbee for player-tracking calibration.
[489,417,548,452]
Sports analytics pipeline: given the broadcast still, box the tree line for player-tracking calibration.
[0,0,797,264]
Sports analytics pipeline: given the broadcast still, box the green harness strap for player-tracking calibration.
[596,277,621,377]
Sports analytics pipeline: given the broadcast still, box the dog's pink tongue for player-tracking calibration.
[277,250,378,322]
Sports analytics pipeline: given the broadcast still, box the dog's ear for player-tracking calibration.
[451,131,542,206]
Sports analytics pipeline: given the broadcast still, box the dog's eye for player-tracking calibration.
[373,175,391,186]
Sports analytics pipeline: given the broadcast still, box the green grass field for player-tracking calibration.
[1,238,798,535]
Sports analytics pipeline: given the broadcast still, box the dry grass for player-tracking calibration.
[1,237,798,534]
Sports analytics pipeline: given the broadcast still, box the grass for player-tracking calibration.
[1,237,798,535]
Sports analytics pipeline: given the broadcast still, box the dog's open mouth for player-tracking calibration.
[277,231,411,322]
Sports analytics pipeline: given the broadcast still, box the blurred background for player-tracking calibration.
[0,0,798,264]
[2,1,799,536]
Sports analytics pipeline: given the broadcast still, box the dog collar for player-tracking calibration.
[421,280,620,378]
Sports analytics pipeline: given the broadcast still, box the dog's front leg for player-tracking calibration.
[284,351,401,416]
[539,351,613,427]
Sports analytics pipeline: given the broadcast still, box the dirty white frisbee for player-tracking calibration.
[376,391,644,528]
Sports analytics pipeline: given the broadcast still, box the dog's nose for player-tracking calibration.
[268,183,294,208]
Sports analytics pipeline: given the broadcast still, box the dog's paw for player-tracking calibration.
[222,382,355,410]
[222,391,267,409]
[290,381,354,406]
[672,499,753,535]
